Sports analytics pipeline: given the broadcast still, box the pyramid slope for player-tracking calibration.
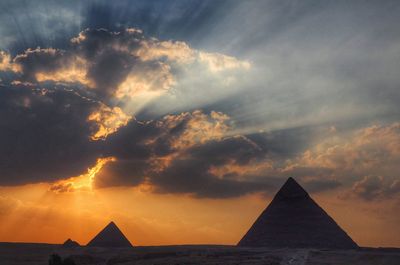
[87,221,133,248]
[238,178,358,249]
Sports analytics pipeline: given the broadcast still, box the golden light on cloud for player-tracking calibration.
[88,105,131,140]
[115,63,175,99]
[35,56,93,87]
[198,52,251,72]
[0,50,21,72]
[0,50,11,71]
[137,39,195,64]
[165,110,231,150]
[292,123,400,172]
[209,159,273,180]
[49,157,116,193]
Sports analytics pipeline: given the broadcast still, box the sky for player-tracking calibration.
[0,0,399,247]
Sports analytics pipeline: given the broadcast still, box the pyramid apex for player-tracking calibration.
[286,177,298,184]
[275,177,308,200]
[87,221,133,248]
[63,238,80,247]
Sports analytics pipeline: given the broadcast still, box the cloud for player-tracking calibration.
[277,123,400,197]
[301,178,342,193]
[0,84,101,185]
[0,50,11,71]
[159,110,231,150]
[0,50,19,72]
[1,22,399,200]
[5,28,250,141]
[88,104,131,140]
[10,28,249,110]
[49,157,115,193]
[198,51,250,72]
[352,176,400,201]
[92,110,274,198]
[293,123,400,178]
[13,47,90,86]
[148,136,272,198]
[94,159,148,189]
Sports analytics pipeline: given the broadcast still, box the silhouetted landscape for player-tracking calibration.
[1,242,400,265]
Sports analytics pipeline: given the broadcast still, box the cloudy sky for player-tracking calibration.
[0,0,399,247]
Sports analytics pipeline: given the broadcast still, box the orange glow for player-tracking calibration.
[49,157,116,193]
[0,182,399,247]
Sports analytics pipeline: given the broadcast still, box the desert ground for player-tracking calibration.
[0,243,399,265]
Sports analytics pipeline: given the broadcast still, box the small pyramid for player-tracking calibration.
[87,221,133,248]
[62,238,80,248]
[238,177,358,249]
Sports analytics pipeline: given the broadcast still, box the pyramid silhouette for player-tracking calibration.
[238,177,358,249]
[62,238,80,248]
[87,221,133,248]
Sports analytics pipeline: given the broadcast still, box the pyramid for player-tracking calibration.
[238,177,358,249]
[87,221,133,248]
[62,238,80,248]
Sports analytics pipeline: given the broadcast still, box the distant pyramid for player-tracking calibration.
[238,177,358,249]
[87,221,133,248]
[62,238,80,248]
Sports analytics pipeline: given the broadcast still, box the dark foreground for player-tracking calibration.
[0,242,399,265]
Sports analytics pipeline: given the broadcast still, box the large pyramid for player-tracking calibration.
[238,177,358,249]
[87,221,133,248]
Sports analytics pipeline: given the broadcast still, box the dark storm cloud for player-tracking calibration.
[73,28,141,99]
[187,136,264,166]
[92,111,275,198]
[151,158,272,199]
[0,84,100,185]
[150,137,272,198]
[246,127,319,158]
[94,159,148,188]
[103,119,159,160]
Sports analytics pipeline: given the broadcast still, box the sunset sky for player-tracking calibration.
[0,0,399,247]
